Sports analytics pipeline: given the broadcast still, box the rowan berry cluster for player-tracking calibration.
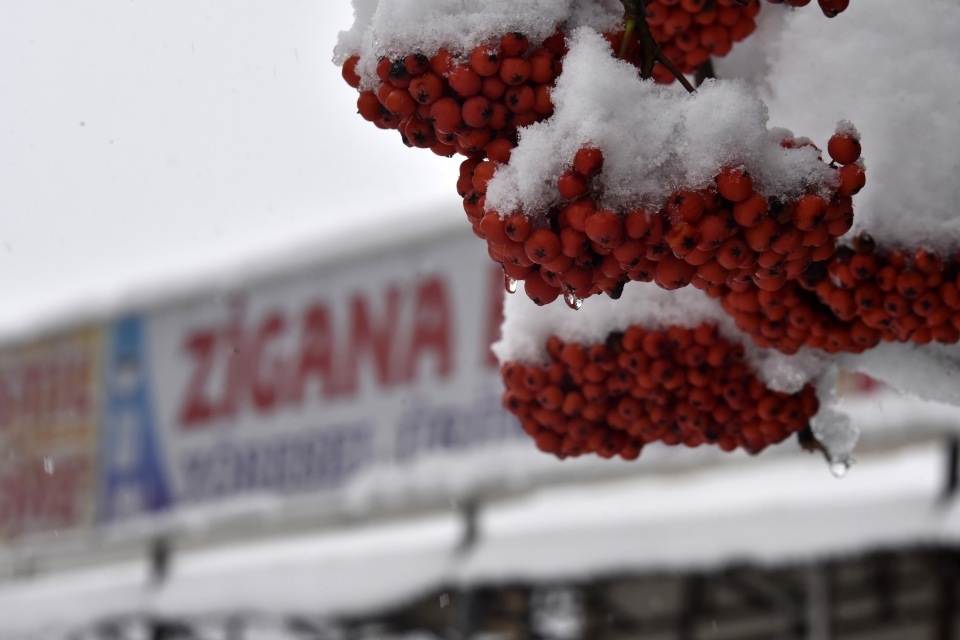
[338,3,878,465]
[502,323,820,459]
[716,236,960,354]
[715,279,858,354]
[698,127,960,356]
[637,0,761,80]
[765,0,851,18]
[465,132,860,308]
[341,31,566,159]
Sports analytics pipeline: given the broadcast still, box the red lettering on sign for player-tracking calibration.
[249,313,286,411]
[178,331,217,427]
[404,276,453,381]
[177,274,460,428]
[291,304,337,403]
[340,286,402,396]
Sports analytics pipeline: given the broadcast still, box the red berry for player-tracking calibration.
[500,32,530,57]
[341,55,362,88]
[557,170,590,200]
[524,271,560,305]
[429,97,463,134]
[827,132,861,165]
[525,228,563,265]
[461,95,493,128]
[447,65,482,97]
[499,57,532,86]
[573,147,604,177]
[469,45,500,77]
[716,167,754,202]
[584,210,625,250]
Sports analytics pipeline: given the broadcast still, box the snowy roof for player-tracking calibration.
[457,441,951,585]
[153,514,462,619]
[1,412,957,636]
[0,514,462,637]
[0,559,151,637]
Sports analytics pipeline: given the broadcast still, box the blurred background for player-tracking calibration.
[2,2,960,639]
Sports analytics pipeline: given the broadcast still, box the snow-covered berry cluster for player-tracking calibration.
[336,0,960,467]
[465,129,860,309]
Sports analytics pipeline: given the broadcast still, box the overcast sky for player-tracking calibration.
[0,1,461,339]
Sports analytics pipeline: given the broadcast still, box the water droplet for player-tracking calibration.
[504,274,518,294]
[563,292,583,310]
[829,457,852,478]
[43,457,55,475]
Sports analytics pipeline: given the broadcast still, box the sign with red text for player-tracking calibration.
[99,228,522,521]
[0,328,102,540]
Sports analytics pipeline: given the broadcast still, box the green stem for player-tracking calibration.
[620,15,636,59]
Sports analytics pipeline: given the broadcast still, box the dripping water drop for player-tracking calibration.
[563,292,583,310]
[829,456,852,478]
[504,274,518,294]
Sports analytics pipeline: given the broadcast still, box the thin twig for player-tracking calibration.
[655,49,696,93]
[622,0,696,93]
[694,58,716,87]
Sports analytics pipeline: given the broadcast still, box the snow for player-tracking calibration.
[730,0,960,256]
[458,441,951,584]
[486,29,836,217]
[841,342,960,408]
[808,368,859,468]
[154,514,462,619]
[0,559,151,637]
[748,0,960,444]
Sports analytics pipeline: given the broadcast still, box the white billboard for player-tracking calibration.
[98,226,528,523]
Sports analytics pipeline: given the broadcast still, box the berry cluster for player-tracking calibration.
[715,278,859,354]
[766,0,851,18]
[639,0,761,80]
[701,127,960,356]
[341,31,566,159]
[502,323,820,459]
[465,131,861,308]
[716,237,960,354]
